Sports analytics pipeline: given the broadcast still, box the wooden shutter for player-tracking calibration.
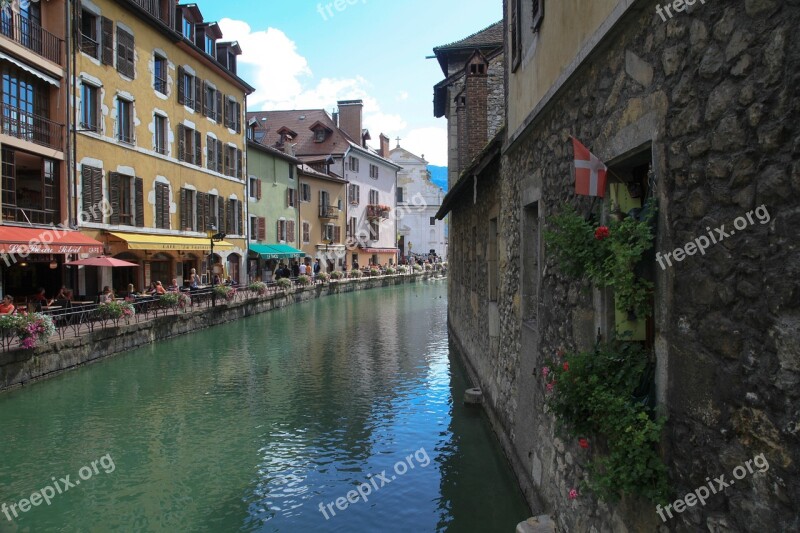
[206,136,214,170]
[235,101,241,133]
[179,188,188,229]
[256,179,262,200]
[177,66,185,104]
[217,199,225,233]
[194,77,202,113]
[257,217,266,241]
[101,17,114,66]
[226,199,234,234]
[215,90,222,122]
[237,202,243,235]
[236,149,243,179]
[222,94,228,127]
[135,177,144,227]
[334,226,341,243]
[196,192,206,232]
[202,81,209,117]
[109,172,121,224]
[287,220,295,243]
[216,140,223,173]
[177,125,185,161]
[276,220,281,241]
[116,27,135,78]
[81,165,101,223]
[194,130,202,165]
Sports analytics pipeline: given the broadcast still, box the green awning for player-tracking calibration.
[249,244,306,260]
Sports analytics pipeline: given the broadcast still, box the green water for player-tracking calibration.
[0,281,530,532]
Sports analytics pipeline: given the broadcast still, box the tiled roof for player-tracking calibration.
[433,21,503,52]
[247,109,353,158]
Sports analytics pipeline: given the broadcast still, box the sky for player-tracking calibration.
[197,0,503,167]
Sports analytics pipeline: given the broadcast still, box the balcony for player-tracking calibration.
[366,204,391,220]
[0,12,63,64]
[319,205,338,220]
[128,0,173,26]
[1,103,64,151]
[2,205,57,226]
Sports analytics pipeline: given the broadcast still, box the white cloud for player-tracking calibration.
[397,91,409,101]
[401,127,448,166]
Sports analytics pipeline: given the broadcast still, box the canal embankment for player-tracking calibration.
[0,273,444,393]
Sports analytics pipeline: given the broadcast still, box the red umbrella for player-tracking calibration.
[65,256,139,267]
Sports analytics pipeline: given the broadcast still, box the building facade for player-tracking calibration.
[73,0,252,295]
[245,138,302,281]
[389,144,446,261]
[297,163,346,272]
[438,1,799,531]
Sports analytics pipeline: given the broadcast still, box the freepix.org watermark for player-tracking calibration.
[656,205,770,271]
[655,0,708,22]
[2,454,115,522]
[656,453,769,523]
[318,447,430,520]
[317,0,368,21]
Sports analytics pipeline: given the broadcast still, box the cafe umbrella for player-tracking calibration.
[64,257,139,268]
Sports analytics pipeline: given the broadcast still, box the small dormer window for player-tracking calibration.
[182,17,193,40]
[205,35,215,56]
[247,124,256,140]
[314,129,325,143]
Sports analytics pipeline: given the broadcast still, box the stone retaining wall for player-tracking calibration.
[0,274,442,393]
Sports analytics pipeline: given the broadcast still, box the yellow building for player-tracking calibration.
[73,0,253,295]
[298,163,347,272]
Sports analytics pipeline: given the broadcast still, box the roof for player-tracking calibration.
[389,146,429,165]
[433,21,503,74]
[433,47,503,118]
[246,139,300,164]
[298,163,348,184]
[248,109,351,158]
[436,128,504,219]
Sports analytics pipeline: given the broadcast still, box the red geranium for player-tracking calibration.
[579,438,589,449]
[594,226,610,240]
[563,362,570,372]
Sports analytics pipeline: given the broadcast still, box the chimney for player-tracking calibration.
[337,100,363,143]
[379,134,390,158]
[464,54,489,163]
[332,111,339,127]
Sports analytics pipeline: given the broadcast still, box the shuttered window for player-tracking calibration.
[81,165,103,223]
[196,192,208,233]
[108,172,133,226]
[302,222,310,244]
[287,220,295,243]
[155,182,170,229]
[333,226,341,244]
[116,27,135,78]
[179,188,196,231]
[178,125,202,165]
[348,184,360,205]
[257,217,266,241]
[134,177,144,227]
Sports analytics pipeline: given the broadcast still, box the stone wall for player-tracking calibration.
[0,274,441,393]
[448,1,799,531]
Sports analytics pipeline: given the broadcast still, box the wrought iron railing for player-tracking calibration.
[319,205,338,219]
[79,33,98,59]
[2,205,58,225]
[0,12,62,64]
[1,102,64,150]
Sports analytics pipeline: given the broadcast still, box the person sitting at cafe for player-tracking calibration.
[167,279,179,292]
[189,268,201,289]
[126,283,139,297]
[100,286,114,303]
[0,295,15,315]
[149,281,166,295]
[54,286,73,302]
[32,288,53,309]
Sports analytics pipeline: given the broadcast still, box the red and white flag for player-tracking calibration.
[572,137,608,198]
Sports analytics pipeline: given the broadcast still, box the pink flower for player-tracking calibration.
[20,337,36,349]
[569,488,579,500]
[546,382,555,392]
[541,366,550,378]
[578,438,589,449]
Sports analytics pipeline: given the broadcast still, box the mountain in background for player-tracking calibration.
[428,166,448,192]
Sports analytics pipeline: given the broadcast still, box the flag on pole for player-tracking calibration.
[571,137,608,198]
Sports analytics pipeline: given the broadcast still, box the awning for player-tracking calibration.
[0,52,60,87]
[249,243,305,259]
[109,232,235,251]
[0,226,103,255]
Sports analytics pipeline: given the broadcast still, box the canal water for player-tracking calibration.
[0,281,530,532]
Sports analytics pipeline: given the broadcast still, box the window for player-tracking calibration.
[116,27,135,78]
[203,82,218,120]
[100,17,113,66]
[155,182,170,229]
[250,217,258,240]
[182,17,193,40]
[154,114,167,154]
[397,187,404,203]
[369,219,380,241]
[178,125,202,165]
[79,10,98,58]
[277,219,287,242]
[207,136,222,173]
[80,83,99,132]
[369,189,379,205]
[286,188,297,208]
[532,0,545,31]
[320,190,330,207]
[224,97,241,132]
[153,54,167,94]
[314,128,325,142]
[80,165,103,223]
[323,223,334,242]
[430,217,436,226]
[177,67,201,112]
[348,217,357,238]
[249,176,261,199]
[180,188,196,231]
[369,164,379,179]
[226,199,242,235]
[224,145,242,178]
[117,98,134,144]
[302,222,310,244]
[300,183,311,202]
[348,184,360,205]
[511,0,544,72]
[204,34,215,56]
[348,156,359,172]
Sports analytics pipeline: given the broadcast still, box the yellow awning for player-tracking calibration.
[109,232,235,251]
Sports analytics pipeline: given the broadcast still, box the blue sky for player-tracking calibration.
[198,0,503,166]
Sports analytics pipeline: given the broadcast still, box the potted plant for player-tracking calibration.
[276,278,292,292]
[349,270,363,279]
[385,267,396,275]
[316,272,330,284]
[330,271,344,281]
[177,292,192,311]
[369,268,380,277]
[412,264,423,273]
[213,285,236,302]
[249,281,268,296]
[297,275,311,287]
[16,313,56,350]
[97,301,136,323]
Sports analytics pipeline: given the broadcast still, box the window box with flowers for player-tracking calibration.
[316,272,330,284]
[97,301,136,325]
[249,281,268,296]
[276,278,292,292]
[330,271,344,281]
[213,285,236,302]
[2,313,56,350]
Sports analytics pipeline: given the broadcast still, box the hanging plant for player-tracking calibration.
[545,200,656,318]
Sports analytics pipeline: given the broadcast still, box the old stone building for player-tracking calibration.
[437,1,799,531]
